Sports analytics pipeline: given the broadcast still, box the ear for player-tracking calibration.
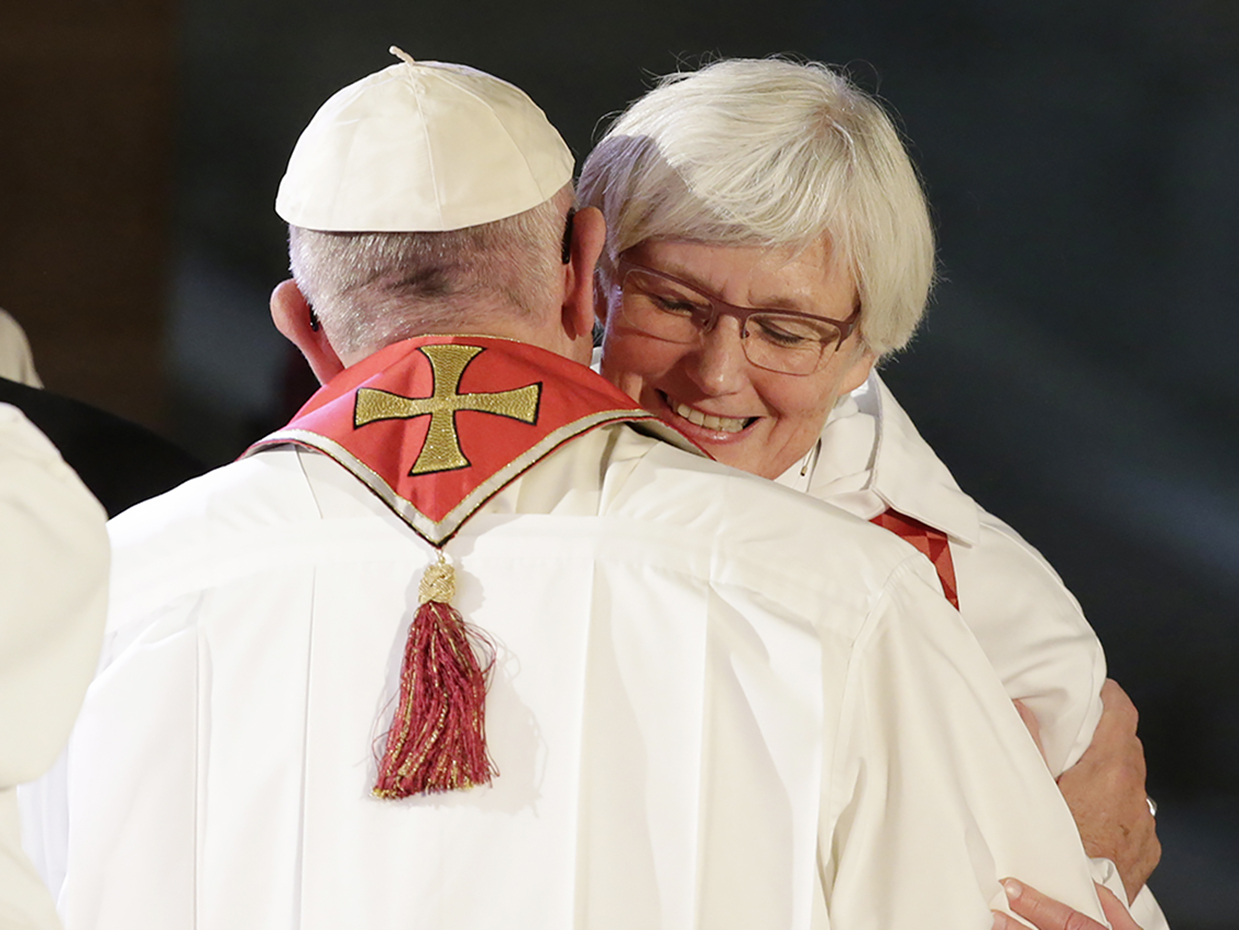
[270,279,346,384]
[559,206,607,362]
[838,346,878,396]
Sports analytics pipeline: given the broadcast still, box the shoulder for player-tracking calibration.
[960,508,1101,676]
[109,447,313,546]
[600,429,945,634]
[0,402,107,537]
[106,447,407,619]
[859,374,982,542]
[855,376,1086,617]
[0,398,108,586]
[1,401,68,472]
[966,510,1077,599]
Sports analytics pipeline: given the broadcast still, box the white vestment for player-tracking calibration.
[582,349,1103,770]
[26,410,1110,928]
[777,371,1165,927]
[776,372,1106,775]
[0,404,107,930]
[0,311,42,388]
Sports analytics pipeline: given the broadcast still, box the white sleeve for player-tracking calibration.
[821,559,1107,930]
[955,514,1107,775]
[0,405,108,785]
[1,404,107,929]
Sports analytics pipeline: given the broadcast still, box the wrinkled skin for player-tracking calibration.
[1055,680,1160,903]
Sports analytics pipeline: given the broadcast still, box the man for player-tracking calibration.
[28,50,1113,928]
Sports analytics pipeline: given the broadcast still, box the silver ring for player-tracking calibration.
[1147,796,1158,817]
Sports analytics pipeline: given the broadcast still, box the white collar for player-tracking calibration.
[779,372,981,546]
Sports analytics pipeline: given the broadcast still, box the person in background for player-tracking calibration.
[0,378,205,519]
[0,307,204,517]
[579,57,1162,923]
[1,404,107,930]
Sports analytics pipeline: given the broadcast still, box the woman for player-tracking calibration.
[579,57,1162,923]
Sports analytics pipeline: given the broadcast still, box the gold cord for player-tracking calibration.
[418,551,456,604]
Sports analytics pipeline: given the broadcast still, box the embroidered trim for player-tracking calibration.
[264,407,668,545]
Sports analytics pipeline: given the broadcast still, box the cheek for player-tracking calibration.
[770,348,872,431]
[601,330,682,392]
[762,380,837,438]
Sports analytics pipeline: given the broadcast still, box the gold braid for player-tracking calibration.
[418,552,456,604]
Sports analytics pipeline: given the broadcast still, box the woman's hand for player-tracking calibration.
[1056,680,1160,901]
[992,879,1142,930]
[1014,679,1160,902]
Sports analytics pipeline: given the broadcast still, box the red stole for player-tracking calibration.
[870,510,961,610]
[248,335,688,545]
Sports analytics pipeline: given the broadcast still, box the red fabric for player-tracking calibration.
[870,509,960,610]
[249,336,670,539]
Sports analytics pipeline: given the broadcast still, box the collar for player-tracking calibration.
[779,372,980,546]
[864,372,981,545]
[246,335,698,545]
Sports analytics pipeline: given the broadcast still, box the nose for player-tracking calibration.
[686,318,749,395]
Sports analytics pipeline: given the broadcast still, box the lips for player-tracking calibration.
[663,393,755,434]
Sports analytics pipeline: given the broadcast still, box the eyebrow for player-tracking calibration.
[647,261,823,317]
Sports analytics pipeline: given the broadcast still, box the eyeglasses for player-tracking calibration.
[615,260,860,376]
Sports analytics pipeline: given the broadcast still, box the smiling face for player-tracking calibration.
[598,239,877,479]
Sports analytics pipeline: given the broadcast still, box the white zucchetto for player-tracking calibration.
[276,48,574,232]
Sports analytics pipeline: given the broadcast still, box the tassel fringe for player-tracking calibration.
[373,554,497,798]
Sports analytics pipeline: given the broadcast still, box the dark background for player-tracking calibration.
[3,0,1237,925]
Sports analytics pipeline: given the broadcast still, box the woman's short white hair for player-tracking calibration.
[578,58,934,356]
[289,187,572,359]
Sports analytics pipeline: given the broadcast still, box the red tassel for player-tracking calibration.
[373,554,497,798]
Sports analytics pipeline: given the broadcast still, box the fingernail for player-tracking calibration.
[1002,878,1024,901]
[992,911,1014,930]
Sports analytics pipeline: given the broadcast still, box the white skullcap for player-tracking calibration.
[275,48,574,232]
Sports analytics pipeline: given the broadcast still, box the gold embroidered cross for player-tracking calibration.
[354,344,541,475]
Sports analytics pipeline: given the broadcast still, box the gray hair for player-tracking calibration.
[289,186,573,359]
[577,58,934,356]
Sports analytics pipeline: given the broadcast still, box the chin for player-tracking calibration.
[702,444,764,478]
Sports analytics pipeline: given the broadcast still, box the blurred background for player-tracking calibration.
[2,0,1236,924]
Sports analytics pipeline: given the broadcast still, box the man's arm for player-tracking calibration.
[822,558,1108,928]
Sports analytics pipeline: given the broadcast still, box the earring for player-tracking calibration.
[309,307,321,332]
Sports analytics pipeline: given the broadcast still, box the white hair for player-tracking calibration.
[577,58,934,355]
[289,187,573,358]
